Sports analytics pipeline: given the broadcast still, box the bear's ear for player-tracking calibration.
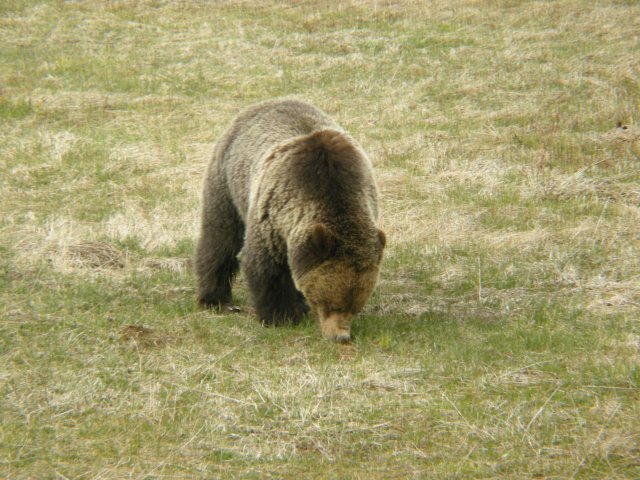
[310,223,337,259]
[290,224,336,278]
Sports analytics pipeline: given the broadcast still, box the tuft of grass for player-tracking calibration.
[2,0,640,478]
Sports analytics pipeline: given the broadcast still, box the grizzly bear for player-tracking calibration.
[195,99,385,342]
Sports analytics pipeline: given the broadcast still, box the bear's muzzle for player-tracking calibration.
[319,312,353,343]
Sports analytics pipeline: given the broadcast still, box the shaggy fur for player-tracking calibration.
[196,99,385,341]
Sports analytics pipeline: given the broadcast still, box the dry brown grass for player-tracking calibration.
[1,0,639,478]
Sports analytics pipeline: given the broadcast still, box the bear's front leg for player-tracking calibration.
[241,242,308,326]
[195,173,244,309]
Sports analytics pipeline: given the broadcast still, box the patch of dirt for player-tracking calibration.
[603,123,640,144]
[339,344,358,362]
[118,325,175,347]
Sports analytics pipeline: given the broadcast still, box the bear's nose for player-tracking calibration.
[335,333,351,344]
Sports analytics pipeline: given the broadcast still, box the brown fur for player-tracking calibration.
[195,99,385,341]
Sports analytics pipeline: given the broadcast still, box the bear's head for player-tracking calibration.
[291,223,386,343]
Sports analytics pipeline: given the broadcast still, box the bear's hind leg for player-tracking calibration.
[196,189,244,309]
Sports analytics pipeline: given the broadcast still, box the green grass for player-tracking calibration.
[2,0,640,478]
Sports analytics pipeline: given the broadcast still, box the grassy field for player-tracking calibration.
[1,0,639,478]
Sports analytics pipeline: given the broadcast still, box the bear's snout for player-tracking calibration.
[319,312,352,343]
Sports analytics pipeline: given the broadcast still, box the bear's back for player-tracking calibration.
[216,99,340,217]
[223,99,339,170]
